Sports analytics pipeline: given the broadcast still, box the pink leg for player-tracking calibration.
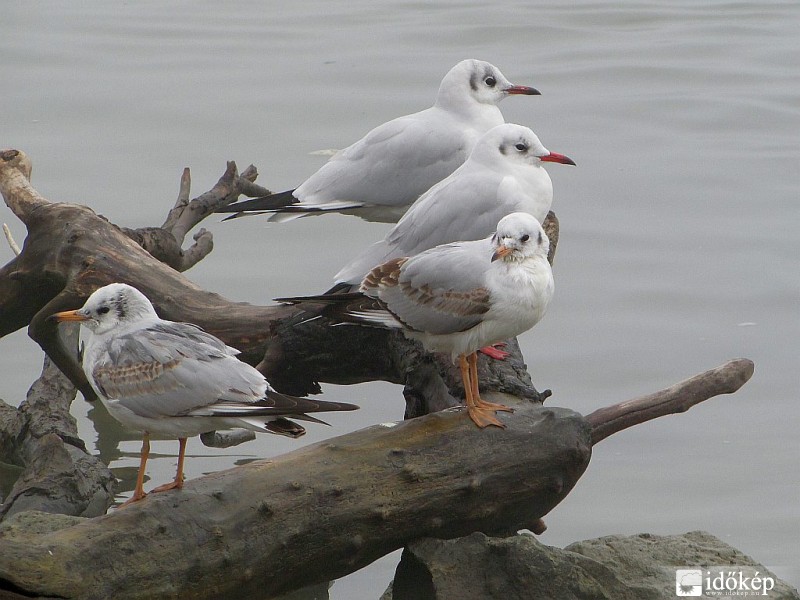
[478,342,510,360]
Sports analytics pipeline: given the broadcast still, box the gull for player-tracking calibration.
[216,59,540,223]
[51,283,359,506]
[332,123,574,290]
[277,212,554,428]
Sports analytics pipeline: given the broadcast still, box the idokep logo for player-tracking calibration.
[675,567,776,597]
[676,569,703,596]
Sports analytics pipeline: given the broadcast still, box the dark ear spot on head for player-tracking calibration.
[114,292,127,320]
[469,71,479,92]
[538,231,543,245]
[499,143,508,155]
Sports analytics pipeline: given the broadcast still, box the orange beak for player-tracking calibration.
[491,246,512,262]
[50,310,90,323]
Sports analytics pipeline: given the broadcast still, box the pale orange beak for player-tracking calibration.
[50,310,90,323]
[491,246,512,262]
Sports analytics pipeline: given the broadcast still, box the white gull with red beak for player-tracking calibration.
[332,123,574,289]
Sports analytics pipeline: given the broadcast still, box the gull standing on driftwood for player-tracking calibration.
[51,283,359,506]
[216,59,540,223]
[277,212,554,428]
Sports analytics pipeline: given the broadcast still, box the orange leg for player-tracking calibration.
[459,354,474,408]
[152,437,187,494]
[119,434,150,508]
[469,352,514,414]
[460,354,505,429]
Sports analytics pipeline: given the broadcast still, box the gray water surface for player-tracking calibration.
[2,1,798,596]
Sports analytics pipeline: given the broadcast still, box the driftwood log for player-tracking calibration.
[0,361,753,599]
[0,149,755,599]
[0,325,116,520]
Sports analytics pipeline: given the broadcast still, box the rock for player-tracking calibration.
[389,531,799,600]
[1,433,116,519]
[567,530,796,598]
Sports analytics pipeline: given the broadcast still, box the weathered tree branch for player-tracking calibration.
[0,327,115,519]
[0,403,591,599]
[585,358,755,445]
[119,161,267,271]
[0,360,755,599]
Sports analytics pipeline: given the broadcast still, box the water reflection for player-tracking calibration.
[87,400,267,501]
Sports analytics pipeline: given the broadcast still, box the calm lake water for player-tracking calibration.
[2,1,798,596]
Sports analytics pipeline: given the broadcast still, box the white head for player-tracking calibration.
[51,283,159,335]
[435,60,540,113]
[490,212,550,262]
[469,123,576,169]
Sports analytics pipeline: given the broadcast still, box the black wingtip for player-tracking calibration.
[266,389,360,413]
[274,291,365,305]
[323,282,357,295]
[214,189,298,214]
[266,417,306,438]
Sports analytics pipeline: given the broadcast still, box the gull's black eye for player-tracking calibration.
[484,76,496,87]
[515,143,527,152]
[97,306,110,315]
[520,234,530,242]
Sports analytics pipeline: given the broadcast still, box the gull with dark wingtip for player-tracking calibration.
[51,283,359,506]
[216,59,540,223]
[332,122,574,291]
[277,212,554,429]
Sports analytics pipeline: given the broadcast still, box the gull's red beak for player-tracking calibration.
[540,152,576,166]
[505,85,541,96]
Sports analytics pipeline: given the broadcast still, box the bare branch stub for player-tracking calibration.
[161,167,192,232]
[123,162,268,272]
[585,358,755,445]
[0,149,41,223]
[543,210,558,264]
